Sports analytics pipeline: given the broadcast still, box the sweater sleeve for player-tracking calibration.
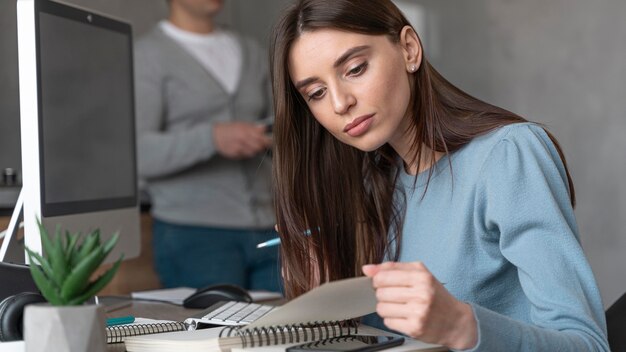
[245,37,274,124]
[461,125,609,351]
[133,39,217,179]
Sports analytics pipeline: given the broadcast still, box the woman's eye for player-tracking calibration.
[348,62,367,76]
[307,88,326,101]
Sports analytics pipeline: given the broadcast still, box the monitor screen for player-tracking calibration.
[10,0,141,263]
[37,7,136,216]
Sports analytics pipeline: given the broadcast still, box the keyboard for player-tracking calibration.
[185,301,276,330]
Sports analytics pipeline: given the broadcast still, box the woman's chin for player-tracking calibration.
[343,138,386,152]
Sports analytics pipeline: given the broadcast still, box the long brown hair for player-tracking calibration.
[270,0,575,299]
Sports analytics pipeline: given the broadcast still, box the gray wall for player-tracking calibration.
[1,0,624,307]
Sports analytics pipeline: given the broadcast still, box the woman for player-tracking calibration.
[269,0,609,350]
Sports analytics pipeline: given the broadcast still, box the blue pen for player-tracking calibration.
[256,228,313,248]
[256,237,281,248]
[106,315,135,326]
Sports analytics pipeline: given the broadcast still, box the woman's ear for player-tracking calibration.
[399,25,422,73]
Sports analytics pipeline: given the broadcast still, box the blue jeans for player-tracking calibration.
[152,218,281,292]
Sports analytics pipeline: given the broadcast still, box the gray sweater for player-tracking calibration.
[134,27,274,229]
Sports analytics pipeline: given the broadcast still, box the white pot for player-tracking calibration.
[23,304,106,352]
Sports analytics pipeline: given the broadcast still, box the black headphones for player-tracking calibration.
[0,292,46,341]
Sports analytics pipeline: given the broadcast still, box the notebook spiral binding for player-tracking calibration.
[219,320,358,349]
[106,321,188,344]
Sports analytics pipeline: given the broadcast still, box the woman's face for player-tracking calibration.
[288,28,420,152]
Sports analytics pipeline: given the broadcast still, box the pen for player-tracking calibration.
[106,315,135,326]
[257,237,281,248]
[256,228,313,248]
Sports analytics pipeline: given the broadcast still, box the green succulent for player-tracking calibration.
[24,219,124,306]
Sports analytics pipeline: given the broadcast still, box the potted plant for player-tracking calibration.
[23,220,123,352]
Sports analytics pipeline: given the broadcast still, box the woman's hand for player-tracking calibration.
[362,262,478,350]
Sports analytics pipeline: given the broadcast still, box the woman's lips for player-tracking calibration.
[344,114,374,137]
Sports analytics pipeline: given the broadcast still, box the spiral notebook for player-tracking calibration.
[231,326,446,352]
[106,318,188,344]
[125,322,360,352]
[106,300,278,343]
[124,277,380,352]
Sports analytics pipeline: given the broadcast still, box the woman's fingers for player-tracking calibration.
[371,268,438,290]
[375,286,432,303]
[364,261,477,348]
[362,264,380,277]
[375,301,410,319]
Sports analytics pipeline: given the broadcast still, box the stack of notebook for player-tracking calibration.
[119,277,444,352]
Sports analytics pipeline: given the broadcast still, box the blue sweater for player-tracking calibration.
[396,123,608,351]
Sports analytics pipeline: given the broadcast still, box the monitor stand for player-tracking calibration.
[0,189,26,263]
[0,189,39,300]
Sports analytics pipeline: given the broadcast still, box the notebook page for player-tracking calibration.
[0,340,24,352]
[245,277,376,329]
[124,327,227,352]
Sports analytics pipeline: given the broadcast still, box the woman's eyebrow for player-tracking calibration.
[333,45,370,68]
[295,77,319,90]
[294,45,371,90]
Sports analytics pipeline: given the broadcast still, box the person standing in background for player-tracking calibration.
[134,0,280,292]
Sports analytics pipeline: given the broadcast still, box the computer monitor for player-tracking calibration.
[5,0,140,263]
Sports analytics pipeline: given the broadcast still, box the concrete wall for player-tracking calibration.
[1,0,624,307]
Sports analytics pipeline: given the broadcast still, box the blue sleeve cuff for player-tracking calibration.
[450,303,482,352]
[451,303,523,352]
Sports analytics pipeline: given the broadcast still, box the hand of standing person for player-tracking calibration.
[213,121,272,159]
[363,261,478,350]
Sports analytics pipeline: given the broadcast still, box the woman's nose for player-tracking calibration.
[330,87,356,115]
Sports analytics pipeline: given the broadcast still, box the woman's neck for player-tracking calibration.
[389,119,443,176]
[399,147,444,175]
